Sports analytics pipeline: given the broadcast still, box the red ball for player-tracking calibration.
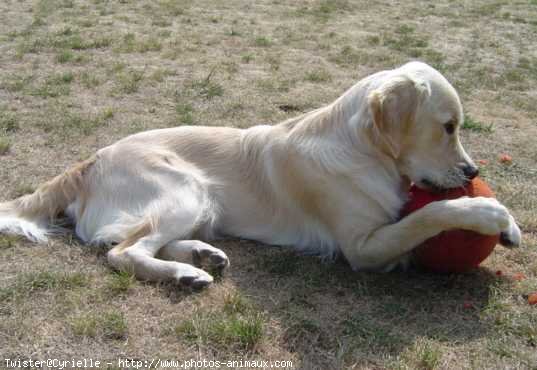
[402,177,499,273]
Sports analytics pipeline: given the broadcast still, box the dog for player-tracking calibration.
[0,61,521,288]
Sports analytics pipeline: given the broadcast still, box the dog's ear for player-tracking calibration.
[367,75,429,158]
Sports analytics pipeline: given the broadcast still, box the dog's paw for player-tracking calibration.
[176,266,214,290]
[450,197,511,236]
[192,247,230,271]
[499,214,521,248]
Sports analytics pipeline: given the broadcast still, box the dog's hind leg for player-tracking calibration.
[106,197,216,289]
[158,240,229,271]
[108,233,214,289]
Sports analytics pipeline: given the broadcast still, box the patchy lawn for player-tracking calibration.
[1,0,536,369]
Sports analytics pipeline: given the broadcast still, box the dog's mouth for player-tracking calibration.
[417,177,470,193]
[417,178,446,193]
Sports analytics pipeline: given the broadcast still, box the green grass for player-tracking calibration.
[297,0,349,19]
[115,33,162,53]
[102,311,128,339]
[149,68,175,83]
[1,74,33,93]
[462,115,494,133]
[0,137,10,155]
[190,70,224,99]
[254,36,271,47]
[71,313,99,337]
[55,49,75,63]
[115,68,145,94]
[30,72,74,98]
[79,71,101,88]
[0,271,89,302]
[176,312,264,350]
[366,35,381,46]
[14,31,111,58]
[223,291,253,315]
[390,339,444,370]
[0,111,19,133]
[176,102,194,124]
[175,292,264,350]
[332,45,368,66]
[241,53,254,63]
[384,25,429,57]
[39,108,114,137]
[0,235,22,249]
[53,33,112,51]
[315,0,349,16]
[105,270,135,295]
[304,68,332,83]
[71,310,127,340]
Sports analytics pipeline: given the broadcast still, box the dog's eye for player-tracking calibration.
[444,121,455,134]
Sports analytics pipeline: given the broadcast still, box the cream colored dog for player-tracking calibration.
[0,62,521,288]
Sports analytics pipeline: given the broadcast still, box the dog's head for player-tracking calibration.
[367,62,477,191]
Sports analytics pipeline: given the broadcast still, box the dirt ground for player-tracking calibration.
[0,1,536,369]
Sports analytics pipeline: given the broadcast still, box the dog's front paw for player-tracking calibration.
[446,197,522,249]
[499,214,521,248]
[450,197,511,235]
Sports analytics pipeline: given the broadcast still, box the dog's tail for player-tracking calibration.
[0,156,96,242]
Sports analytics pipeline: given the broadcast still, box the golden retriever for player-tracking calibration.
[0,62,521,288]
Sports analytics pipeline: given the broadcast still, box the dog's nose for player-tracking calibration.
[462,164,479,179]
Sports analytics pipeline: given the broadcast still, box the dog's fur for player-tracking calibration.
[0,62,521,288]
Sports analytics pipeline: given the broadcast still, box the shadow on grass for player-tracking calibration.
[214,238,507,368]
[61,232,506,367]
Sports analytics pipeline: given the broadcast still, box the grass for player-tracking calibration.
[115,33,162,53]
[254,36,271,47]
[403,340,443,370]
[176,312,264,350]
[175,292,264,351]
[105,270,135,296]
[0,235,22,249]
[189,70,224,99]
[241,53,254,63]
[304,68,332,83]
[1,74,33,93]
[114,68,144,94]
[149,68,175,83]
[39,107,114,137]
[298,0,350,20]
[0,0,536,367]
[333,45,364,66]
[80,71,101,88]
[176,102,194,124]
[55,49,75,63]
[0,271,88,302]
[12,183,36,197]
[0,137,10,155]
[462,115,494,133]
[0,111,18,133]
[30,72,74,98]
[71,310,127,340]
[384,25,429,57]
